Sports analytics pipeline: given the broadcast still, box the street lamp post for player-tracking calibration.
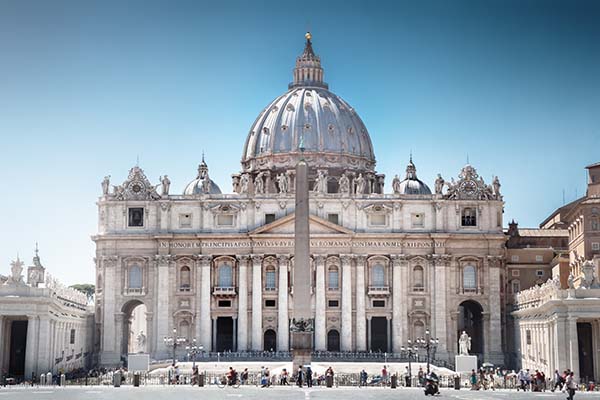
[185,339,203,370]
[163,328,187,366]
[416,329,439,374]
[401,339,419,387]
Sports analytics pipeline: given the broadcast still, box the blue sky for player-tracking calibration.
[1,0,599,285]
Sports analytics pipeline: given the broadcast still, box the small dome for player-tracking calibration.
[397,157,431,195]
[183,156,222,195]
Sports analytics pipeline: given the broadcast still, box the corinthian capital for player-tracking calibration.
[277,254,290,265]
[199,255,212,266]
[250,254,263,265]
[340,254,354,265]
[155,254,171,265]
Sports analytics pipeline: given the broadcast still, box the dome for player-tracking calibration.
[240,33,376,175]
[393,157,432,195]
[183,157,222,195]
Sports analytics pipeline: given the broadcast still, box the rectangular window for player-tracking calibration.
[70,329,76,344]
[217,214,234,226]
[327,213,339,225]
[511,255,519,262]
[265,299,276,308]
[265,213,276,225]
[526,330,531,345]
[512,280,520,293]
[128,208,144,227]
[265,270,276,290]
[370,214,386,226]
[461,208,477,227]
[327,300,339,308]
[592,242,600,251]
[535,255,543,262]
[536,270,544,277]
[218,300,231,308]
[411,213,424,228]
[179,213,192,228]
[372,300,386,308]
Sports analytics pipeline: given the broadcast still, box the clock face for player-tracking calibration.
[460,180,478,196]
[127,181,146,197]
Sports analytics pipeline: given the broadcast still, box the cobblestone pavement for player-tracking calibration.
[0,386,596,399]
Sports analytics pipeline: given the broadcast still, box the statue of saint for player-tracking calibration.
[355,173,366,195]
[136,331,147,353]
[160,175,171,195]
[458,331,471,355]
[276,173,289,194]
[101,176,111,196]
[313,170,327,194]
[240,174,249,194]
[254,172,264,194]
[492,176,501,197]
[338,173,350,194]
[434,174,445,195]
[392,174,401,194]
[201,173,211,194]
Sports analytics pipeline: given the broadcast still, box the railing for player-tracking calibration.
[213,287,236,296]
[368,286,390,295]
[124,288,145,296]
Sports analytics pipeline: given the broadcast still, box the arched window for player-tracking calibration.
[413,265,424,291]
[372,264,385,288]
[461,208,477,227]
[180,266,191,291]
[218,264,233,287]
[328,266,339,290]
[463,265,477,291]
[265,266,276,290]
[129,265,142,289]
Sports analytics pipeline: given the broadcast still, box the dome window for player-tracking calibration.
[304,123,311,130]
[347,126,354,135]
[328,124,335,134]
[262,127,270,135]
[305,91,312,97]
[281,125,288,132]
[304,102,312,110]
[271,106,279,113]
[286,104,295,112]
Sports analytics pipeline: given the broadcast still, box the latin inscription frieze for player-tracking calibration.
[159,240,443,249]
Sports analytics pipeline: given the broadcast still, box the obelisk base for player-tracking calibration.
[291,332,312,371]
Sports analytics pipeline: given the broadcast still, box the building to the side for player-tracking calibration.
[0,249,94,380]
[512,163,600,383]
[94,33,507,367]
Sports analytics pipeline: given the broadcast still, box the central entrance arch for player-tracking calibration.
[457,300,483,355]
[121,300,147,363]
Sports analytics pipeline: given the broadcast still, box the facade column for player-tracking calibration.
[433,256,448,357]
[24,316,39,378]
[251,254,263,350]
[277,255,290,351]
[355,255,367,351]
[340,255,353,351]
[387,316,392,352]
[199,255,212,351]
[236,255,250,351]
[568,316,580,378]
[101,256,118,364]
[0,316,4,373]
[314,255,327,351]
[391,255,404,352]
[367,317,372,351]
[37,316,51,373]
[488,256,503,363]
[155,255,171,358]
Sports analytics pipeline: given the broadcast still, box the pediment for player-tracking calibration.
[250,213,354,235]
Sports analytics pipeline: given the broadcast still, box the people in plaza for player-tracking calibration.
[191,365,199,386]
[260,366,268,388]
[418,367,425,386]
[265,367,271,387]
[566,371,576,400]
[470,369,478,390]
[296,366,304,387]
[360,369,368,387]
[226,366,237,385]
[552,369,564,392]
[280,368,289,385]
[381,365,388,384]
[306,366,313,388]
[240,368,249,385]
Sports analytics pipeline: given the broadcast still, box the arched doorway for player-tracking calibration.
[264,329,277,352]
[457,300,483,355]
[327,330,340,352]
[121,301,147,358]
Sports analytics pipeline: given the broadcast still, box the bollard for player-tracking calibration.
[391,375,397,389]
[454,376,461,390]
[199,373,205,387]
[40,374,46,386]
[113,372,121,387]
[60,374,66,387]
[133,373,140,387]
[46,372,52,386]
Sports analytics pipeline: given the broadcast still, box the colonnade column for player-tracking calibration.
[554,316,568,372]
[314,255,327,351]
[236,255,250,351]
[251,254,263,350]
[568,316,579,378]
[101,256,118,364]
[390,255,405,352]
[340,254,353,351]
[277,254,290,351]
[155,255,171,357]
[24,316,39,378]
[355,255,367,351]
[0,316,4,371]
[38,316,51,373]
[199,255,212,351]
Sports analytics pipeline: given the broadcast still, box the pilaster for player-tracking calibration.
[277,254,290,351]
[314,255,327,350]
[340,254,353,351]
[199,255,212,351]
[251,254,263,350]
[355,255,367,351]
[237,255,250,351]
[390,254,405,352]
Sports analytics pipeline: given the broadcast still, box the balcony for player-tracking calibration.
[124,287,145,296]
[368,285,390,297]
[213,286,236,297]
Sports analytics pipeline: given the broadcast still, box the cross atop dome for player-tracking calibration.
[289,32,328,89]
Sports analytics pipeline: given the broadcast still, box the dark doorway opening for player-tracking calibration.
[9,320,28,377]
[216,317,234,352]
[370,317,388,352]
[458,300,484,355]
[264,329,277,352]
[578,322,595,382]
[327,330,340,352]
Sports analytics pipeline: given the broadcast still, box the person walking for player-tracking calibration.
[470,369,478,390]
[360,369,368,387]
[296,366,304,387]
[382,365,388,385]
[566,371,576,400]
[306,366,313,388]
[240,368,248,385]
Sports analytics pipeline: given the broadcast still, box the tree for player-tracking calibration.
[69,283,95,302]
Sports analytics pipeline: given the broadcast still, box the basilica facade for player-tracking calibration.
[94,34,507,367]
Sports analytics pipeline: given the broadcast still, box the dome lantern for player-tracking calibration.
[289,32,328,90]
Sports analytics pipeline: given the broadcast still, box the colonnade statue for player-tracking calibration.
[458,330,471,355]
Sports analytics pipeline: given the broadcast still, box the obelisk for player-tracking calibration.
[291,138,312,370]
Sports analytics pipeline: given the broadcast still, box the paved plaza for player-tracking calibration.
[0,386,598,400]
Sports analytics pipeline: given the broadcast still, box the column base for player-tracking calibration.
[100,352,121,367]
